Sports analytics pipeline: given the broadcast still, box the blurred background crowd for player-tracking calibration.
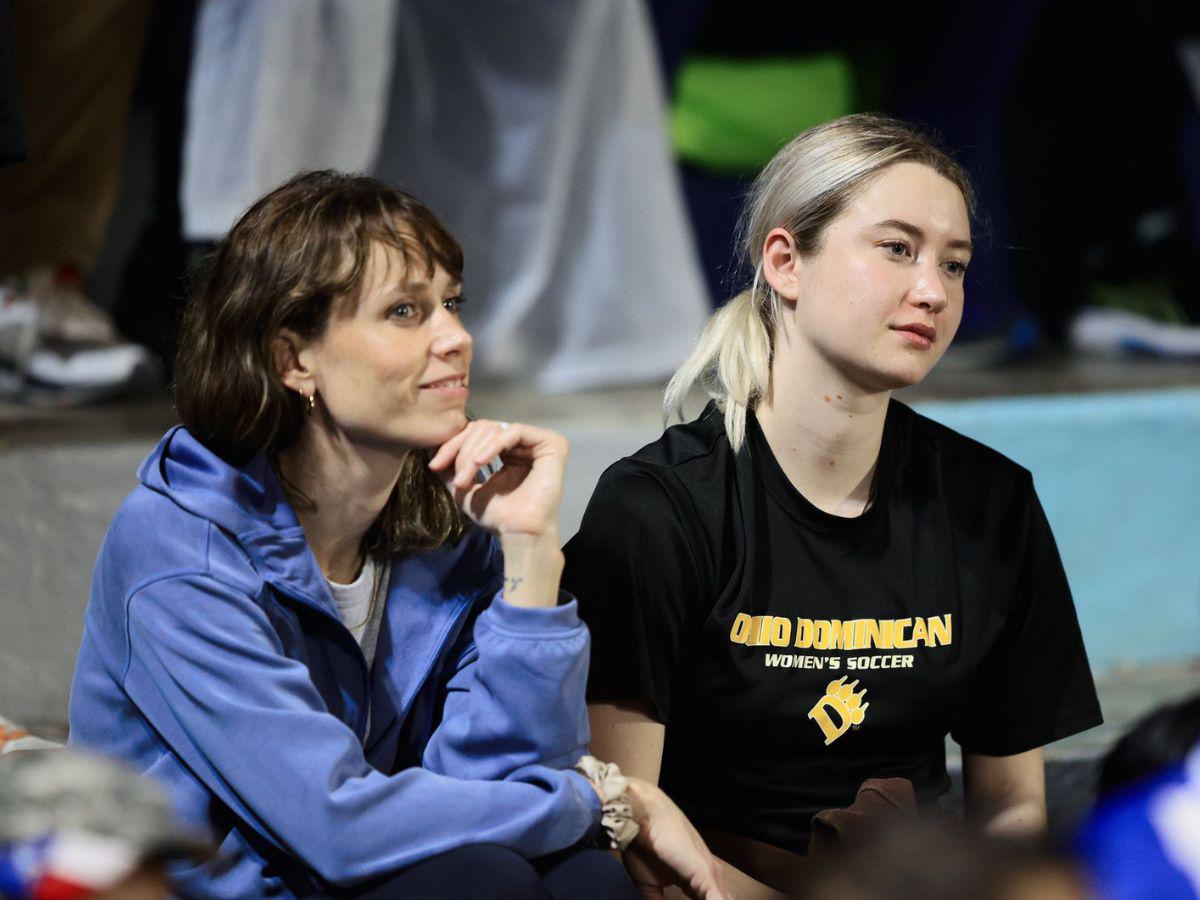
[2,0,1200,403]
[1,2,1199,898]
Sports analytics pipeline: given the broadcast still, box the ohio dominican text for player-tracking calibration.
[728,612,954,743]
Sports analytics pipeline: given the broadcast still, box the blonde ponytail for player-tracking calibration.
[663,282,776,453]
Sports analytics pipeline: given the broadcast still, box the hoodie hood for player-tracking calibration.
[138,427,330,611]
[138,426,294,536]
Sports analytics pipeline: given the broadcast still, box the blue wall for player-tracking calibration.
[915,389,1200,671]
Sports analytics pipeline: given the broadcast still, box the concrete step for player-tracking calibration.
[3,383,1198,793]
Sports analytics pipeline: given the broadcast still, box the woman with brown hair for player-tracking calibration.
[67,171,724,900]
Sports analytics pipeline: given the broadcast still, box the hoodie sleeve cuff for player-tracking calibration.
[566,768,605,834]
[480,591,584,637]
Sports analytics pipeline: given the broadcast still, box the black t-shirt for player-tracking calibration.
[563,400,1103,853]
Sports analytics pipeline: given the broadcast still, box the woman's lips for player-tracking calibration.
[891,323,936,350]
[419,375,469,396]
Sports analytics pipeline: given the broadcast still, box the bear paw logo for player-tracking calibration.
[807,676,869,746]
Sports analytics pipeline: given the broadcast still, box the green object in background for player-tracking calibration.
[671,54,858,175]
[1088,277,1190,325]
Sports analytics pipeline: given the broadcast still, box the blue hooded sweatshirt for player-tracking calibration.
[68,427,602,898]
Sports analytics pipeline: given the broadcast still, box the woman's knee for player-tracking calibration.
[350,844,549,900]
[536,846,639,900]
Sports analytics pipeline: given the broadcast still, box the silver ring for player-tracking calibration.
[498,421,511,430]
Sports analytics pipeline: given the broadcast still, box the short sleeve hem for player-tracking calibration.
[954,702,1104,757]
[565,458,714,731]
[585,686,669,726]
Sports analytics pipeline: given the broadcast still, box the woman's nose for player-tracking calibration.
[431,314,473,358]
[909,265,948,313]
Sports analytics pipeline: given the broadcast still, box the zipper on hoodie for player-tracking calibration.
[270,580,482,753]
[364,592,476,756]
[350,631,371,744]
[330,612,372,744]
[267,584,374,744]
[402,595,474,717]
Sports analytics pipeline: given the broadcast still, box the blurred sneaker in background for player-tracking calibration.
[0,265,158,404]
[0,282,37,400]
[1070,277,1200,359]
[0,714,62,755]
[25,264,119,345]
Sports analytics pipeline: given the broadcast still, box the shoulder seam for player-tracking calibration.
[628,411,728,473]
[606,459,716,602]
[119,565,224,684]
[118,522,236,683]
[905,405,1033,478]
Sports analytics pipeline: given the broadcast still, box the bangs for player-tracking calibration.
[327,198,465,314]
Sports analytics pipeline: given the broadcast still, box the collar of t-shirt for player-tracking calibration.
[745,403,903,535]
[325,554,389,670]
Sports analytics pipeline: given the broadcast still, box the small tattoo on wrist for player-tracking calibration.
[504,576,524,595]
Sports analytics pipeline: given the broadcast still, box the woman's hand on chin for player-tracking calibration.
[428,419,568,539]
[429,420,569,607]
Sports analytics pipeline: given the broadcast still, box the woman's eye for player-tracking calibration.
[882,240,911,258]
[389,303,416,320]
[943,260,969,277]
[443,295,467,315]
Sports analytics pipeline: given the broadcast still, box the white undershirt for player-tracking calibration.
[326,555,389,671]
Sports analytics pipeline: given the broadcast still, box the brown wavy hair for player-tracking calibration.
[175,170,467,556]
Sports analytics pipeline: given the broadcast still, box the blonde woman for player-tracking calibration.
[563,114,1102,896]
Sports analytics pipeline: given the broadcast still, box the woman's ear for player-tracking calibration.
[761,227,803,302]
[270,329,315,395]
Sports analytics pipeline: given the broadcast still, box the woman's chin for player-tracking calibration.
[342,412,469,455]
[416,413,470,451]
[845,361,929,395]
[879,352,943,390]
[890,367,932,390]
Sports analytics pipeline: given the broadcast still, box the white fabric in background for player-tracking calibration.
[375,0,710,391]
[181,0,399,240]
